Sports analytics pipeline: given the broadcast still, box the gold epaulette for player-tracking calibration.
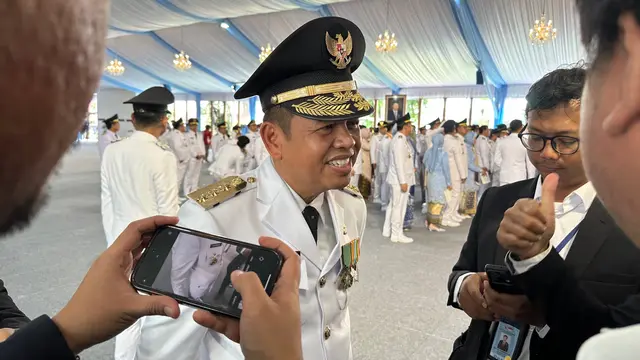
[342,184,362,198]
[188,176,250,210]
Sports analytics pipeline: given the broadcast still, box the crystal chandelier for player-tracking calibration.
[173,51,192,71]
[375,30,398,53]
[259,43,273,63]
[529,13,557,45]
[105,58,125,76]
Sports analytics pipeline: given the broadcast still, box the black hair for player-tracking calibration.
[525,67,587,119]
[442,120,456,134]
[576,0,640,65]
[476,125,488,139]
[237,135,250,149]
[133,112,164,128]
[205,125,211,129]
[509,120,523,132]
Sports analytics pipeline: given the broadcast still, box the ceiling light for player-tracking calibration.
[220,22,229,29]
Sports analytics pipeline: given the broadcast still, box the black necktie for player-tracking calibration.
[302,206,319,244]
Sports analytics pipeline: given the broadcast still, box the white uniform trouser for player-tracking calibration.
[373,166,381,201]
[184,158,202,195]
[383,184,409,238]
[176,160,188,195]
[379,172,390,206]
[477,182,490,205]
[444,180,462,221]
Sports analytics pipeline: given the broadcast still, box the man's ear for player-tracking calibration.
[260,122,284,160]
[602,13,640,136]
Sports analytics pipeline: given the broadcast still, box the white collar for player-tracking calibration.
[285,184,326,224]
[534,176,597,216]
[132,130,158,142]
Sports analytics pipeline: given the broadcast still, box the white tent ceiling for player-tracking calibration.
[100,0,586,98]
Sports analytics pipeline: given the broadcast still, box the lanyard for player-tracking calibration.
[554,224,581,253]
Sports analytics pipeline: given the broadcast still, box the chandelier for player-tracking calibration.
[529,13,557,45]
[259,43,273,63]
[173,51,192,71]
[105,58,125,76]
[375,30,398,53]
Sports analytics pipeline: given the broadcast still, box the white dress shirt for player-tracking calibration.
[510,178,597,360]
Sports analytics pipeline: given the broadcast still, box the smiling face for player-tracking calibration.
[262,113,358,201]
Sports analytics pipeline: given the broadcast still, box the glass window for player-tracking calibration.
[226,101,239,126]
[174,100,187,121]
[445,98,471,122]
[186,100,198,120]
[471,98,494,127]
[421,98,445,126]
[199,101,212,130]
[503,98,528,124]
[406,99,420,124]
[238,100,251,125]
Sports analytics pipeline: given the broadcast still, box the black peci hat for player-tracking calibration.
[124,86,174,115]
[395,113,411,128]
[428,118,441,128]
[172,118,184,128]
[457,118,468,127]
[234,17,373,121]
[187,118,198,125]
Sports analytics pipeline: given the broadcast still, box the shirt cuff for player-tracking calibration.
[453,272,475,305]
[507,245,553,274]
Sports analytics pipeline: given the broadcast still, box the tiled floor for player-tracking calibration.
[0,143,470,360]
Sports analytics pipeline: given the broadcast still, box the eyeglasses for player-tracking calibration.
[518,125,580,155]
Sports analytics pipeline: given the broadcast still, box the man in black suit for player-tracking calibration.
[447,67,640,360]
[497,335,509,352]
[388,102,401,121]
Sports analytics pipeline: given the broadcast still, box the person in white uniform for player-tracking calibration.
[100,86,179,360]
[129,16,370,360]
[474,125,491,202]
[455,120,471,220]
[442,120,466,227]
[382,113,415,244]
[244,120,260,170]
[253,133,269,166]
[98,114,120,159]
[167,119,190,195]
[377,122,393,211]
[208,135,250,180]
[211,122,231,162]
[183,118,206,195]
[369,124,382,203]
[493,120,537,186]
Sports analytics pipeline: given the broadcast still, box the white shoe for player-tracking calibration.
[391,235,413,243]
[381,205,388,212]
[459,214,472,219]
[382,229,391,238]
[453,215,465,222]
[421,203,428,214]
[442,219,461,227]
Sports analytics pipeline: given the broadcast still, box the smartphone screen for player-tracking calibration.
[131,225,283,318]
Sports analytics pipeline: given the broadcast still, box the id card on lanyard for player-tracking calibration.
[487,318,528,360]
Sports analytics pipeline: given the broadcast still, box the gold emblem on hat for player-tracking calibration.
[326,32,353,70]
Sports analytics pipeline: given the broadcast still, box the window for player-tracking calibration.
[174,100,187,121]
[421,98,445,126]
[254,103,265,123]
[359,99,376,128]
[86,94,98,141]
[503,98,528,124]
[445,98,471,122]
[471,98,494,127]
[186,100,198,120]
[238,100,251,125]
[406,99,420,125]
[226,101,239,125]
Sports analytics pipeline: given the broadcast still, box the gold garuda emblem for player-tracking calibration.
[326,31,352,70]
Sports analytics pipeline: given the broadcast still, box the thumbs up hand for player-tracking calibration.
[497,174,559,260]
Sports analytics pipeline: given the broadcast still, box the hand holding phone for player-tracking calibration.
[193,236,303,360]
[131,226,284,319]
[484,264,523,295]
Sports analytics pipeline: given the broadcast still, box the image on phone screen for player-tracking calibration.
[133,227,282,318]
[489,321,520,360]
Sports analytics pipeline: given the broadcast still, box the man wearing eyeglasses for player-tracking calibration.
[446,67,640,360]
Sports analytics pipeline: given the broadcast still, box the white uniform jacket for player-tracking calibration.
[101,131,179,247]
[493,133,537,185]
[133,159,367,360]
[377,135,393,173]
[370,134,382,165]
[211,133,232,160]
[444,133,468,181]
[475,134,492,170]
[168,130,190,163]
[386,133,415,186]
[98,130,120,159]
[208,144,246,179]
[186,131,207,159]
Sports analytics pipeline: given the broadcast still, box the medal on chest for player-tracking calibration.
[337,237,360,291]
[209,255,219,265]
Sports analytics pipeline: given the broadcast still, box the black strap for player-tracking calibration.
[302,206,320,244]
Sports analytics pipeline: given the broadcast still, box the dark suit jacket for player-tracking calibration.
[0,279,76,359]
[447,178,640,360]
[387,110,400,121]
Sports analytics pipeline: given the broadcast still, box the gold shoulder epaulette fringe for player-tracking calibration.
[188,176,248,210]
[342,184,362,198]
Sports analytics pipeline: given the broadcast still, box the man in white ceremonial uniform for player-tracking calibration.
[211,122,231,163]
[129,17,371,360]
[98,114,120,159]
[369,124,381,203]
[184,118,206,195]
[442,120,466,227]
[493,120,537,186]
[377,123,393,211]
[382,113,415,244]
[454,119,470,219]
[167,118,190,196]
[474,125,491,202]
[100,86,179,360]
[490,125,508,186]
[245,120,260,170]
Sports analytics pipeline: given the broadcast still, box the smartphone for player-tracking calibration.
[131,225,284,319]
[484,264,524,295]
